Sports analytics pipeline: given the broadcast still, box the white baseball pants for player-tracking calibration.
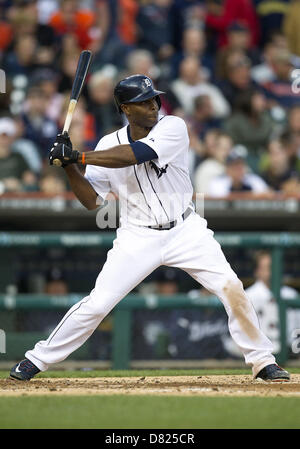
[26,212,275,377]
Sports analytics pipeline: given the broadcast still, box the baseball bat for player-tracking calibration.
[53,50,92,166]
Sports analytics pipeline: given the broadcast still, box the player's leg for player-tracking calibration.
[163,213,282,379]
[21,226,162,373]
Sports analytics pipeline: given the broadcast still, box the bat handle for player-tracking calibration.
[63,99,77,134]
[53,99,78,167]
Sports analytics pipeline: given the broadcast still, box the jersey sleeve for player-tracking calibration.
[130,141,158,164]
[137,116,189,167]
[84,137,112,203]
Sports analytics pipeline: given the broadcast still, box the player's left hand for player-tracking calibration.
[55,131,73,149]
[49,143,80,167]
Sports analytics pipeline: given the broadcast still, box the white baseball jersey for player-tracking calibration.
[84,115,195,227]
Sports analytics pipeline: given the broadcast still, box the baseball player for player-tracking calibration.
[10,75,289,382]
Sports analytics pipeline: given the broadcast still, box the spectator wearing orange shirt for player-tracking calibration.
[117,0,139,46]
[48,0,109,51]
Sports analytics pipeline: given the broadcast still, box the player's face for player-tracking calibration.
[123,98,159,128]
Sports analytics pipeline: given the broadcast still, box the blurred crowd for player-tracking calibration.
[1,0,300,197]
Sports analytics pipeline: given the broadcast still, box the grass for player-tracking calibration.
[0,368,299,429]
[0,367,299,379]
[0,395,300,429]
[1,368,251,379]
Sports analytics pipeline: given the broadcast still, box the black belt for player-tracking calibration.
[147,207,193,230]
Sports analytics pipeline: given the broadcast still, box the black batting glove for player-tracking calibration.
[49,143,80,167]
[55,131,73,149]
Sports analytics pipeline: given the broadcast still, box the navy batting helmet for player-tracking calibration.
[114,74,165,113]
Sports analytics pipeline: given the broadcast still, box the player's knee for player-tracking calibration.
[92,301,112,319]
[230,278,244,291]
[89,290,119,318]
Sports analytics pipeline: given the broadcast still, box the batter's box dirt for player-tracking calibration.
[1,375,300,397]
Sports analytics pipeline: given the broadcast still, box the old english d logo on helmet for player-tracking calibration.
[114,74,165,113]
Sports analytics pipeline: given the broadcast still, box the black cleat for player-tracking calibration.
[255,364,290,382]
[10,359,40,381]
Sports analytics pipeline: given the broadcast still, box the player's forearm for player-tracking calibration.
[64,164,99,210]
[79,145,137,168]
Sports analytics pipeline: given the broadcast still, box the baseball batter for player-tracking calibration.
[10,75,289,382]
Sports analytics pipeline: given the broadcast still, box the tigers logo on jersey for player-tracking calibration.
[149,161,168,178]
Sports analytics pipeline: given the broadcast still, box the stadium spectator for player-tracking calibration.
[223,88,275,167]
[186,125,205,176]
[39,167,67,195]
[155,267,180,296]
[136,0,174,62]
[87,67,123,141]
[0,1,57,77]
[89,0,134,72]
[255,0,290,46]
[6,0,56,47]
[287,104,300,135]
[208,146,270,197]
[57,48,82,94]
[283,0,300,57]
[11,117,42,174]
[170,26,213,80]
[125,48,159,80]
[21,86,58,160]
[260,138,300,194]
[205,0,260,48]
[269,30,290,50]
[48,0,109,52]
[2,33,36,79]
[126,49,182,116]
[187,94,222,140]
[216,49,257,107]
[44,267,69,295]
[0,7,13,53]
[29,68,64,122]
[0,117,37,194]
[117,0,139,46]
[282,106,300,172]
[246,250,300,354]
[59,28,80,55]
[169,0,205,51]
[259,48,300,109]
[188,128,226,176]
[279,132,300,174]
[36,0,59,25]
[251,41,277,84]
[171,56,230,117]
[194,132,233,194]
[203,128,225,156]
[215,21,261,79]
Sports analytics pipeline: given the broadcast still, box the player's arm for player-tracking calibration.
[64,164,99,210]
[81,142,158,167]
[48,133,99,210]
[49,138,158,168]
[81,144,138,168]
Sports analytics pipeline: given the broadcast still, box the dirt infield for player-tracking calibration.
[1,375,300,397]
